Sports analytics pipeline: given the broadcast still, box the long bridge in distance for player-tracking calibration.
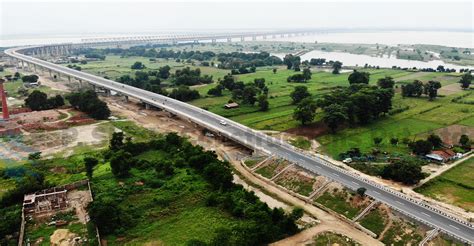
[4,30,474,245]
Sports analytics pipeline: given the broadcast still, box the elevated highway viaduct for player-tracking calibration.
[4,34,474,244]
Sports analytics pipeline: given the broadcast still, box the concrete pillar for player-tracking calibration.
[211,39,216,44]
[49,69,53,79]
[33,64,37,72]
[263,35,267,40]
[272,35,276,39]
[240,36,245,42]
[145,103,150,110]
[57,72,61,79]
[21,60,25,69]
[227,38,232,42]
[193,40,198,44]
[280,34,284,38]
[67,76,71,83]
[78,79,83,88]
[124,95,129,103]
[252,36,257,41]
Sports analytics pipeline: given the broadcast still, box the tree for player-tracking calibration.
[207,85,223,96]
[332,61,342,74]
[110,132,125,151]
[110,150,133,178]
[302,68,312,81]
[409,140,433,155]
[401,80,424,97]
[377,76,395,89]
[158,65,171,79]
[293,98,317,125]
[257,95,269,111]
[131,61,145,69]
[427,134,443,148]
[253,78,266,89]
[459,73,472,89]
[21,74,39,83]
[290,207,304,221]
[390,138,399,146]
[84,157,98,178]
[66,90,110,119]
[381,158,424,184]
[273,68,277,74]
[24,90,48,110]
[88,198,128,234]
[283,54,300,70]
[322,104,348,133]
[423,80,442,100]
[28,152,42,161]
[290,86,311,104]
[459,134,470,148]
[169,86,200,102]
[356,187,367,197]
[242,85,258,105]
[373,137,383,146]
[348,70,370,84]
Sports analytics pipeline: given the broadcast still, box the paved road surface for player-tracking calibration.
[5,47,474,244]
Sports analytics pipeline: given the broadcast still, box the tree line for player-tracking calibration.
[292,71,395,132]
[88,132,302,245]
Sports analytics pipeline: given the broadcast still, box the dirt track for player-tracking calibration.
[105,97,383,246]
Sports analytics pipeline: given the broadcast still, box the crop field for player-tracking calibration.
[317,92,472,157]
[78,48,469,159]
[255,158,291,179]
[415,157,474,211]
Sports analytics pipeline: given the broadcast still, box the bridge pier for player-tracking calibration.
[226,38,231,42]
[48,69,53,79]
[124,95,129,103]
[280,34,284,38]
[240,36,245,42]
[211,39,216,44]
[262,35,267,40]
[252,36,257,41]
[67,76,71,83]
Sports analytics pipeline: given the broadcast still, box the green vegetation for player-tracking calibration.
[359,209,387,236]
[275,174,315,196]
[315,190,361,219]
[381,220,424,246]
[66,90,111,119]
[415,157,474,211]
[289,136,311,150]
[311,232,359,246]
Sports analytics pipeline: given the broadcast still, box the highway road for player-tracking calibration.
[5,46,474,244]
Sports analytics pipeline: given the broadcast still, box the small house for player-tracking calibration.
[426,149,456,163]
[224,102,239,109]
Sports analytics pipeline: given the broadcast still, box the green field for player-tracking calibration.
[315,190,362,219]
[76,46,471,160]
[415,157,474,211]
[359,209,387,237]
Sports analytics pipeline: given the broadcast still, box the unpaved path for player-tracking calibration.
[105,97,382,246]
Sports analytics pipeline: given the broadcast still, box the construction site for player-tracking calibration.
[19,180,98,246]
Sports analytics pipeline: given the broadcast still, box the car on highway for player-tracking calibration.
[219,120,227,126]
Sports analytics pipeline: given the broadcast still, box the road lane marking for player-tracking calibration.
[449,224,460,230]
[396,201,405,205]
[373,191,380,195]
[332,173,339,177]
[421,212,431,217]
[351,181,359,186]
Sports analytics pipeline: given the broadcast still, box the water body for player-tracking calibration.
[271,31,474,48]
[298,50,474,71]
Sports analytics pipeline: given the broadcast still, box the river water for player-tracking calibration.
[2,31,473,70]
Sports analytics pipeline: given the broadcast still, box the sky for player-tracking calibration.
[1,0,473,38]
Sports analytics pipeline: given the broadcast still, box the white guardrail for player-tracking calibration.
[6,46,474,245]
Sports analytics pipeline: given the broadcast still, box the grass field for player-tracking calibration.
[359,209,387,237]
[415,157,474,211]
[315,190,362,219]
[77,49,470,159]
